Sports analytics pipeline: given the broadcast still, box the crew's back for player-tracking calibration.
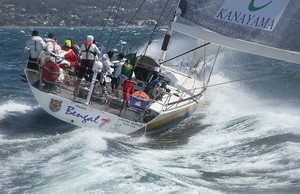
[79,35,101,60]
[25,30,46,60]
[77,35,101,82]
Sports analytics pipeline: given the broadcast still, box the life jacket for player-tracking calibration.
[130,90,150,110]
[52,41,57,54]
[82,42,97,60]
[45,38,57,54]
[132,91,150,101]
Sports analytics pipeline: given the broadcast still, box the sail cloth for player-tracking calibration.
[174,0,300,64]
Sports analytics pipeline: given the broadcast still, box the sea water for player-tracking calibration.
[0,28,299,194]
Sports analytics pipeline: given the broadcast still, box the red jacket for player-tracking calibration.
[62,47,77,68]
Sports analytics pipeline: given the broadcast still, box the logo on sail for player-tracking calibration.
[214,0,290,31]
[248,0,272,12]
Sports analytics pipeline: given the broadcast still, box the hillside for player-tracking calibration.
[0,0,175,27]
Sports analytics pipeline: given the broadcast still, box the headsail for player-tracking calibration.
[173,0,300,64]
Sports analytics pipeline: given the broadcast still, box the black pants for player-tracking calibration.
[111,77,118,92]
[96,73,106,86]
[78,59,94,82]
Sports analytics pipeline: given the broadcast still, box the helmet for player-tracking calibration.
[87,35,94,42]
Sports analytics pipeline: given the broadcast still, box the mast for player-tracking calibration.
[159,6,180,64]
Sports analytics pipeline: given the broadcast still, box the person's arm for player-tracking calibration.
[94,45,102,59]
[114,63,122,77]
[78,44,84,58]
[46,42,57,57]
[39,38,46,50]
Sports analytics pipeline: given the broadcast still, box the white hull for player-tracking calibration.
[29,85,202,135]
[30,85,145,134]
[25,58,205,134]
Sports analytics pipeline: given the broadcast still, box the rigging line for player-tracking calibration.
[162,55,215,67]
[160,42,211,64]
[106,0,123,51]
[176,61,202,92]
[206,73,270,88]
[141,0,171,57]
[176,72,192,92]
[186,47,225,69]
[98,0,118,47]
[138,2,174,57]
[112,0,147,48]
[150,3,177,41]
[148,0,171,44]
[204,42,206,81]
[206,46,221,86]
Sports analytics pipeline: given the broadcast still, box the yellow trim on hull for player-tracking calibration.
[146,103,199,130]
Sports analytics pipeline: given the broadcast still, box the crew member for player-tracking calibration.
[24,30,46,71]
[78,35,101,82]
[111,53,125,93]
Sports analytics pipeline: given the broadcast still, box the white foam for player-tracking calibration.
[2,37,299,193]
[199,70,300,134]
[0,100,33,119]
[1,128,113,191]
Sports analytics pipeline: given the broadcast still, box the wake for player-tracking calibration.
[0,100,35,120]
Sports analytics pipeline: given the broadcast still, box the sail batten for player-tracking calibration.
[176,0,300,64]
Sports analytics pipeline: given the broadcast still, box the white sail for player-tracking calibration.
[174,0,300,64]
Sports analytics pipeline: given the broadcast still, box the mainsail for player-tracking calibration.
[173,0,300,64]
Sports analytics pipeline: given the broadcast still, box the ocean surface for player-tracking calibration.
[0,27,300,194]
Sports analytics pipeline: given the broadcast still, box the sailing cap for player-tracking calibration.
[87,35,94,42]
